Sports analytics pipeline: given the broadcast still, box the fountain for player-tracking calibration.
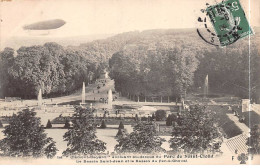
[105,71,108,79]
[38,88,42,107]
[107,89,113,109]
[204,74,209,97]
[82,82,86,104]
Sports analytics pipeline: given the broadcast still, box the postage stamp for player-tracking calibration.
[206,0,253,46]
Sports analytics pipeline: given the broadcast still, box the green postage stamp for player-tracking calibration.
[206,0,253,46]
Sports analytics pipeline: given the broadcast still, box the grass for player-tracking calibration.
[242,111,260,128]
[220,121,243,138]
[207,105,243,139]
[157,105,244,138]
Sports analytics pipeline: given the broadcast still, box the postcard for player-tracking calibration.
[0,0,259,165]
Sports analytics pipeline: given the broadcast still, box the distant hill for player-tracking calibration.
[2,34,113,50]
[1,27,259,99]
[3,26,259,51]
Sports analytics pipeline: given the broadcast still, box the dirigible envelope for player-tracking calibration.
[23,19,66,30]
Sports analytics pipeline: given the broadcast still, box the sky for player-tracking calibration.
[0,0,259,47]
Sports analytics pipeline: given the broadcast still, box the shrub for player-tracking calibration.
[100,120,107,129]
[46,119,52,129]
[118,121,124,129]
[166,114,177,126]
[64,119,70,129]
[155,110,166,121]
[116,129,123,137]
[141,117,147,121]
[0,120,3,128]
[135,114,139,121]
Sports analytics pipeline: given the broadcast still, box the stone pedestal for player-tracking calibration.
[242,99,250,112]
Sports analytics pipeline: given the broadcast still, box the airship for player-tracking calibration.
[23,19,66,35]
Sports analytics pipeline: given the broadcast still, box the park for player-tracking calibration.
[0,69,259,160]
[0,27,259,165]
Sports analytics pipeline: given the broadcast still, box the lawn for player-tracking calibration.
[207,105,243,139]
[157,105,243,138]
[242,111,260,128]
[0,125,133,156]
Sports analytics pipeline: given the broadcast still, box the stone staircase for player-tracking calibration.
[225,134,249,154]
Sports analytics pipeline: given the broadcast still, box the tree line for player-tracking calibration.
[1,28,259,101]
[0,43,103,99]
[0,31,142,99]
[109,29,260,101]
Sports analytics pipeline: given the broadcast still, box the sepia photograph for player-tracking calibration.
[0,0,259,165]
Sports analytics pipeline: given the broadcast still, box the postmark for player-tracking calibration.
[197,0,253,46]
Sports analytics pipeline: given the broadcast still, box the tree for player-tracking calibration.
[155,110,166,121]
[109,39,199,99]
[63,106,106,156]
[44,142,58,159]
[100,120,107,129]
[0,109,57,158]
[247,125,260,155]
[166,114,177,126]
[118,121,124,129]
[115,121,166,154]
[1,42,104,99]
[0,120,3,128]
[169,105,223,154]
[116,129,123,137]
[46,119,52,128]
[64,119,71,129]
[116,129,127,138]
[135,114,139,121]
[0,48,15,98]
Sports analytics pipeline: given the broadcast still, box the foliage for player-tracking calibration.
[0,109,57,158]
[135,114,139,121]
[141,117,147,121]
[169,105,223,154]
[64,119,71,129]
[0,48,15,98]
[0,120,3,128]
[46,119,52,129]
[166,114,177,126]
[100,120,107,129]
[208,105,242,138]
[118,121,124,129]
[194,41,260,101]
[109,43,199,98]
[247,125,260,155]
[44,142,58,159]
[155,110,166,121]
[0,42,103,99]
[116,129,123,137]
[116,129,127,138]
[63,106,106,156]
[115,121,166,154]
[1,29,259,101]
